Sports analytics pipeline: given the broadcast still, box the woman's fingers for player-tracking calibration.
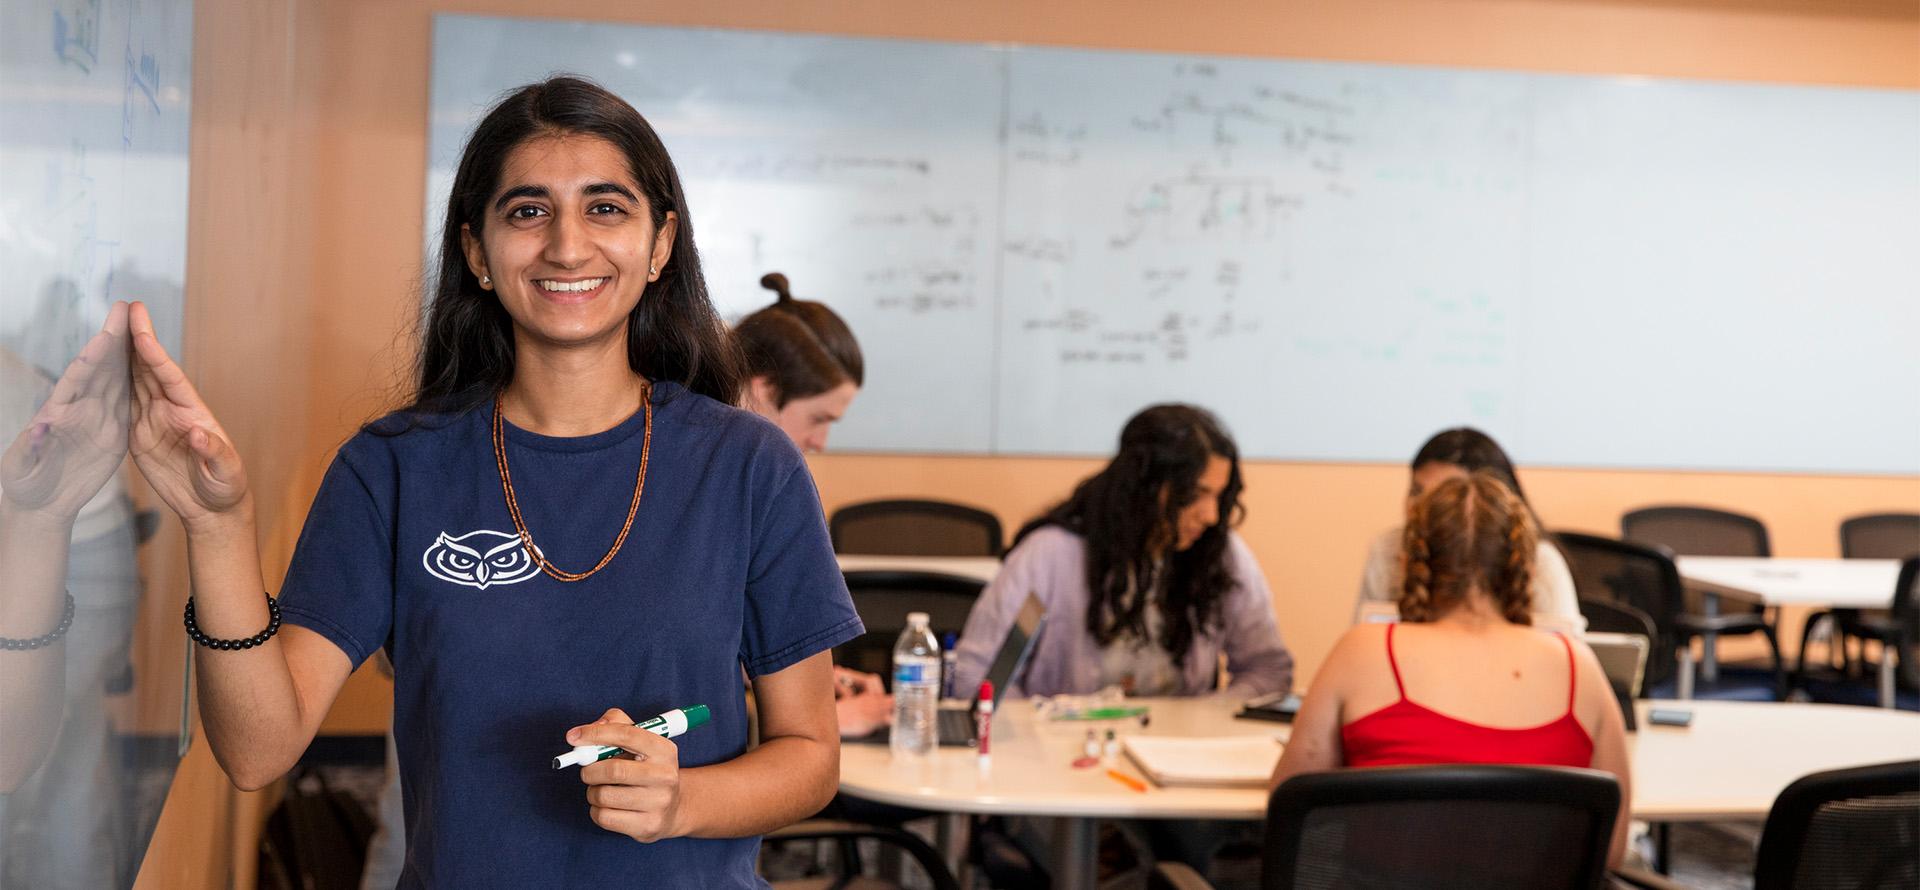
[46,340,102,408]
[190,426,237,483]
[585,781,671,811]
[588,804,672,843]
[568,719,677,762]
[132,330,200,410]
[47,305,128,408]
[580,747,681,843]
[89,301,132,403]
[580,755,675,791]
[566,708,633,744]
[128,302,209,416]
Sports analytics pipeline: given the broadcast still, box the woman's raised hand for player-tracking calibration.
[127,301,250,529]
[1,301,131,521]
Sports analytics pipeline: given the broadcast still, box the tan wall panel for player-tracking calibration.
[134,0,320,881]
[807,456,1920,685]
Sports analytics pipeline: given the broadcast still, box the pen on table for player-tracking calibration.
[1106,768,1148,793]
[552,704,711,769]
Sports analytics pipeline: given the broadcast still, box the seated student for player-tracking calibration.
[1275,471,1631,868]
[1356,427,1583,632]
[735,272,861,454]
[951,404,1293,699]
[733,271,888,736]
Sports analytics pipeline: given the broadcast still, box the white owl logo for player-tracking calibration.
[421,529,543,590]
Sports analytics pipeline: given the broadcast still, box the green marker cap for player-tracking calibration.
[682,704,711,731]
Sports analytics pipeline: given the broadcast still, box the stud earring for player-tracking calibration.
[480,275,491,288]
[650,266,658,276]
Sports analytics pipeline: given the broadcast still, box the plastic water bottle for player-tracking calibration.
[891,612,941,758]
[940,632,960,700]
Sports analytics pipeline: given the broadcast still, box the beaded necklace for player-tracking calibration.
[491,382,651,582]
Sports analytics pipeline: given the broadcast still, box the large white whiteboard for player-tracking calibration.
[0,0,190,365]
[0,0,195,880]
[429,15,1920,474]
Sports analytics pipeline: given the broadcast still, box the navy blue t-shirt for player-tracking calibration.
[277,382,862,889]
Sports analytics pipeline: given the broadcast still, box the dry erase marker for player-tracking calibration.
[552,705,711,769]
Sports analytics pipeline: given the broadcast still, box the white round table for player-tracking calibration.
[838,697,1920,889]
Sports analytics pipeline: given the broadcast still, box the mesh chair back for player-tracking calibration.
[1894,558,1920,672]
[1623,506,1771,620]
[1840,513,1920,560]
[1622,505,1771,557]
[1559,532,1685,687]
[1754,759,1920,890]
[835,570,984,677]
[1263,765,1620,890]
[1579,597,1658,641]
[830,499,1004,557]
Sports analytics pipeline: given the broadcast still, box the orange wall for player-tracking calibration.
[140,0,1917,881]
[806,456,1917,684]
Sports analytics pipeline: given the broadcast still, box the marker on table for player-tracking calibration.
[552,705,711,769]
[1106,768,1148,793]
[1063,705,1150,721]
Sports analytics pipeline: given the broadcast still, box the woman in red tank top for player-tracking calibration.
[1270,472,1632,868]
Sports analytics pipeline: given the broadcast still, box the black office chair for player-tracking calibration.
[1818,557,1919,708]
[1753,759,1920,890]
[1559,531,1786,699]
[1623,504,1775,631]
[1826,514,1920,682]
[830,499,1004,557]
[762,819,962,890]
[1614,760,1920,890]
[1149,765,1621,890]
[1624,505,1772,559]
[835,570,984,678]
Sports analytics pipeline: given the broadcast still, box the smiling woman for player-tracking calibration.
[122,77,861,889]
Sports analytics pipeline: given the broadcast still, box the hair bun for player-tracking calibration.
[759,272,793,303]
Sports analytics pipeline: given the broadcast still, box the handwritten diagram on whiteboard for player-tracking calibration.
[1,0,192,371]
[429,16,1920,474]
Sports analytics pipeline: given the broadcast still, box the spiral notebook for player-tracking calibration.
[1120,736,1284,788]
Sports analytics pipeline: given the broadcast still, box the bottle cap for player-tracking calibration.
[978,680,994,703]
[907,612,930,628]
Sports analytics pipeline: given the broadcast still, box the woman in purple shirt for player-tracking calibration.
[951,404,1293,699]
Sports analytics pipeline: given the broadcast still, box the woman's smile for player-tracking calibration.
[533,275,611,305]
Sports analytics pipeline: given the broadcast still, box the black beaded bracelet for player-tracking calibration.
[0,593,76,651]
[184,592,282,651]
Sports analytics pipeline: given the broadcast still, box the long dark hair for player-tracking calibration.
[1011,404,1245,666]
[734,272,864,406]
[404,76,742,418]
[1410,427,1559,559]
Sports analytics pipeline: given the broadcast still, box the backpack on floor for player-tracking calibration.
[257,765,376,890]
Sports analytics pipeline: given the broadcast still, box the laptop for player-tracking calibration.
[1583,632,1649,732]
[857,592,1047,747]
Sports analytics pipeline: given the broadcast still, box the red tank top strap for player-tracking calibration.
[1555,631,1576,714]
[1385,622,1407,700]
